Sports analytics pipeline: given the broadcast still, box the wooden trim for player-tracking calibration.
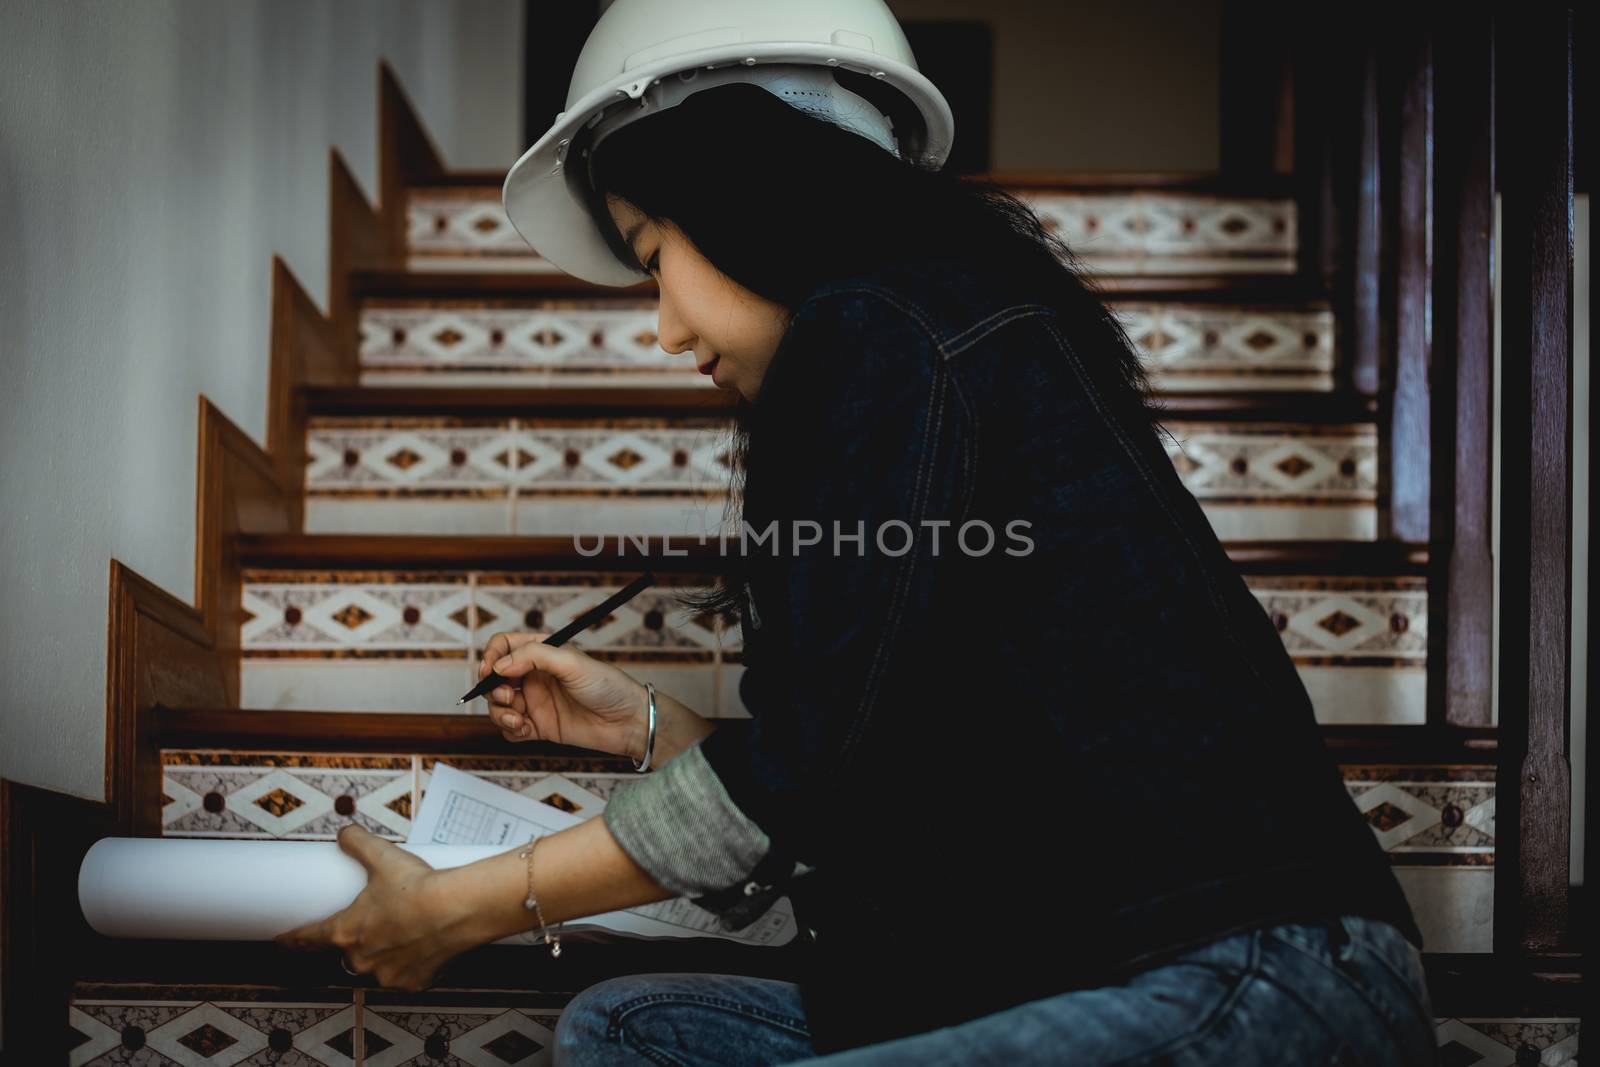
[1152,392,1377,422]
[148,708,1486,766]
[305,384,737,417]
[963,171,1299,197]
[352,269,1322,303]
[269,257,352,527]
[415,169,1300,198]
[1494,7,1575,956]
[1319,724,1496,765]
[1349,43,1384,399]
[0,781,123,1063]
[233,533,1428,576]
[302,386,1375,423]
[150,706,650,758]
[1376,22,1434,542]
[328,149,392,359]
[1422,952,1586,1016]
[70,933,810,996]
[1431,16,1496,728]
[378,60,447,259]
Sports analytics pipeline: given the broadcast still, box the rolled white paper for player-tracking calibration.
[79,837,510,942]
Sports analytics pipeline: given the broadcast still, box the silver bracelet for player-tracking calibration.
[632,682,657,773]
[517,836,560,958]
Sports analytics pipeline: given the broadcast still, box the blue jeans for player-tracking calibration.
[552,915,1438,1066]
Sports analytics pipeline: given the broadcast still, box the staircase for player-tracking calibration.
[0,54,1581,1065]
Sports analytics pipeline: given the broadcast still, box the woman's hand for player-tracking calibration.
[480,631,650,760]
[275,825,475,992]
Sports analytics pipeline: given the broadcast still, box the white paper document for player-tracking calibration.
[409,762,797,947]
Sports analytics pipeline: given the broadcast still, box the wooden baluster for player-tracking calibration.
[1430,16,1496,728]
[1494,7,1576,956]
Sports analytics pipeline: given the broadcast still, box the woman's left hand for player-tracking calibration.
[275,824,470,992]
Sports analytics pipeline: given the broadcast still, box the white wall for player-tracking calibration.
[0,1,523,1046]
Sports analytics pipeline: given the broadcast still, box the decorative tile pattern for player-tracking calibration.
[1431,1018,1580,1066]
[1339,766,1495,863]
[362,1002,565,1066]
[1115,305,1334,391]
[1020,192,1297,274]
[306,418,733,496]
[1247,577,1427,666]
[358,302,712,386]
[406,187,1298,277]
[239,571,742,716]
[69,987,356,1066]
[1165,423,1379,541]
[1165,424,1377,502]
[163,754,416,840]
[407,191,552,271]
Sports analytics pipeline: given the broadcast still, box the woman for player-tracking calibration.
[279,12,1439,1067]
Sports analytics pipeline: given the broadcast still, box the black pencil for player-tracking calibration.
[455,570,656,705]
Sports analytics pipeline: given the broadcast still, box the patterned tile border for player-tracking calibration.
[60,986,1586,1067]
[1431,1018,1580,1066]
[161,750,1489,874]
[305,418,734,498]
[1021,191,1297,274]
[1245,576,1427,667]
[1115,304,1334,390]
[1164,423,1378,505]
[160,752,642,841]
[357,301,1336,392]
[1339,765,1494,865]
[309,416,1374,517]
[241,571,729,664]
[69,987,357,1066]
[406,187,1297,277]
[359,301,709,384]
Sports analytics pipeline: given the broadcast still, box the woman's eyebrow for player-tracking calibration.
[623,220,646,260]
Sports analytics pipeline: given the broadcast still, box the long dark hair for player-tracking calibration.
[584,78,1155,618]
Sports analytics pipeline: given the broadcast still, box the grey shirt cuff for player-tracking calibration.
[603,740,773,900]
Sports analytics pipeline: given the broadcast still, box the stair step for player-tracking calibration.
[404,186,1299,277]
[148,710,1494,955]
[351,267,1325,302]
[353,296,1336,393]
[230,542,1426,723]
[65,976,1583,1066]
[299,408,1378,541]
[304,384,1371,420]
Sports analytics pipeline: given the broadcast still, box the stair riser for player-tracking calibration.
[156,752,1491,955]
[65,990,1582,1067]
[240,571,1422,724]
[406,189,1299,277]
[303,419,1378,542]
[356,302,1335,393]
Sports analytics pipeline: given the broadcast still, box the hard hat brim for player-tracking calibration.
[502,42,955,288]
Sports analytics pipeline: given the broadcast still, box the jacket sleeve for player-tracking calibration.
[601,286,970,928]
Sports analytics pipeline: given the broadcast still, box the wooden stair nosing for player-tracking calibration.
[303,384,1376,424]
[151,708,1491,766]
[234,534,1427,576]
[426,169,1301,198]
[304,384,735,417]
[70,934,813,994]
[352,268,1328,304]
[66,936,1587,1022]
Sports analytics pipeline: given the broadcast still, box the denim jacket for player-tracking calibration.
[603,255,1423,1053]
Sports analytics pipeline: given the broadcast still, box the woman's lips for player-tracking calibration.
[702,355,721,382]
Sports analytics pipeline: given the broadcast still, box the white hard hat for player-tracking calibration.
[501,0,955,287]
